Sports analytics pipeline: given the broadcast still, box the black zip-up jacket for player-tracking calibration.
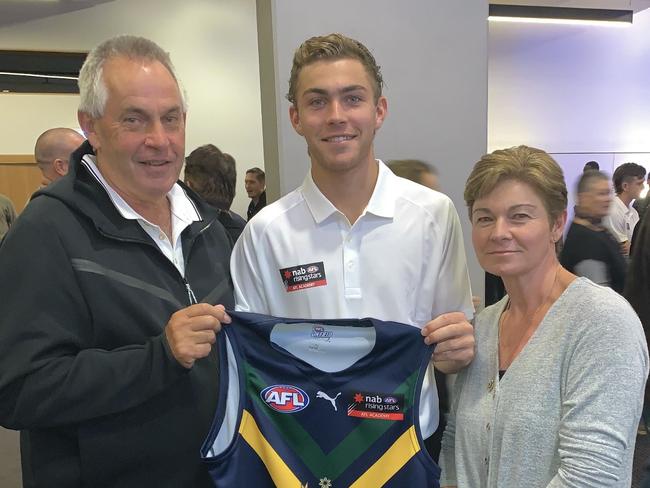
[0,142,234,487]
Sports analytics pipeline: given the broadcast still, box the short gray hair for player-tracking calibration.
[78,35,187,118]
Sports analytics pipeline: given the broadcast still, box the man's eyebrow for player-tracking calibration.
[121,107,149,117]
[302,88,328,97]
[340,85,367,93]
[163,106,182,116]
[121,106,182,116]
[301,85,368,97]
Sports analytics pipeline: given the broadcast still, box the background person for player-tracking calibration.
[387,158,440,191]
[185,143,246,242]
[604,162,646,256]
[560,170,626,293]
[33,127,85,186]
[633,172,650,222]
[440,145,648,488]
[0,35,233,488]
[244,166,266,220]
[625,209,650,436]
[0,193,16,240]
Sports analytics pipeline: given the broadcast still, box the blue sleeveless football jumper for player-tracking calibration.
[201,311,440,487]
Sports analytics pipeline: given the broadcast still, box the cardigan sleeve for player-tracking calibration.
[547,297,648,487]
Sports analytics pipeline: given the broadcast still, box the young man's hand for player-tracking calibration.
[422,312,475,373]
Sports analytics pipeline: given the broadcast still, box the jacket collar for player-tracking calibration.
[36,141,218,244]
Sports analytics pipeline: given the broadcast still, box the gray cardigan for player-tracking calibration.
[440,278,648,488]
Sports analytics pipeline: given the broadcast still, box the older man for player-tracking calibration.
[0,35,232,488]
[34,128,85,186]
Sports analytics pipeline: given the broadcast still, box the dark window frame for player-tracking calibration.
[0,50,87,94]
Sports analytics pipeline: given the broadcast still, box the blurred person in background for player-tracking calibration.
[633,172,650,222]
[388,158,440,192]
[604,162,646,256]
[0,193,16,240]
[185,144,246,242]
[561,170,626,293]
[244,167,266,220]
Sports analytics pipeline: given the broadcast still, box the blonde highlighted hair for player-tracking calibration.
[464,145,567,223]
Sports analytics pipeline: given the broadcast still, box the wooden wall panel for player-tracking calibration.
[0,155,41,214]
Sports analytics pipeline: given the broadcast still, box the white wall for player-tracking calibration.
[0,0,264,216]
[488,9,650,154]
[489,9,650,225]
[0,95,80,153]
[262,0,489,300]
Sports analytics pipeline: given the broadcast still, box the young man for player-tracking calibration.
[231,33,475,442]
[0,35,232,487]
[605,162,646,256]
[245,167,266,220]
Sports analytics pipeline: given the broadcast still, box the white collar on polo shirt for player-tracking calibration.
[81,154,201,225]
[301,159,396,224]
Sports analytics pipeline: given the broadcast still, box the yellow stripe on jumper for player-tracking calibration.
[239,409,304,488]
[349,426,420,488]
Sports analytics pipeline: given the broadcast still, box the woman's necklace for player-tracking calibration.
[498,266,560,371]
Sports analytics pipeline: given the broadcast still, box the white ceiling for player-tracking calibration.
[0,0,648,29]
[0,0,116,28]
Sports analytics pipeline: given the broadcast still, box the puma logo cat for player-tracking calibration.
[316,391,341,411]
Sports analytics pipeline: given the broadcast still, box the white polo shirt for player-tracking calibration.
[231,160,474,437]
[82,155,201,276]
[605,195,639,244]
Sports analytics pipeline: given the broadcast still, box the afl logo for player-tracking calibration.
[306,265,319,273]
[384,396,398,404]
[261,385,310,413]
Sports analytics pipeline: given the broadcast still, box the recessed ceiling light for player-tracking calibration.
[488,4,633,27]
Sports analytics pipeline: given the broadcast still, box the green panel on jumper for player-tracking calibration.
[244,362,418,480]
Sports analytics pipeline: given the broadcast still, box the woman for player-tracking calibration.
[560,170,627,293]
[439,146,648,487]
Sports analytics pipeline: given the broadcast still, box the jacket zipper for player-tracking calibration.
[184,278,198,305]
[97,219,215,306]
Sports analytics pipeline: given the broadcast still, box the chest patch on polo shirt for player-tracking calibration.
[279,261,327,292]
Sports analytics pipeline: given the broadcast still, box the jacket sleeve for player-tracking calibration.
[0,210,189,429]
